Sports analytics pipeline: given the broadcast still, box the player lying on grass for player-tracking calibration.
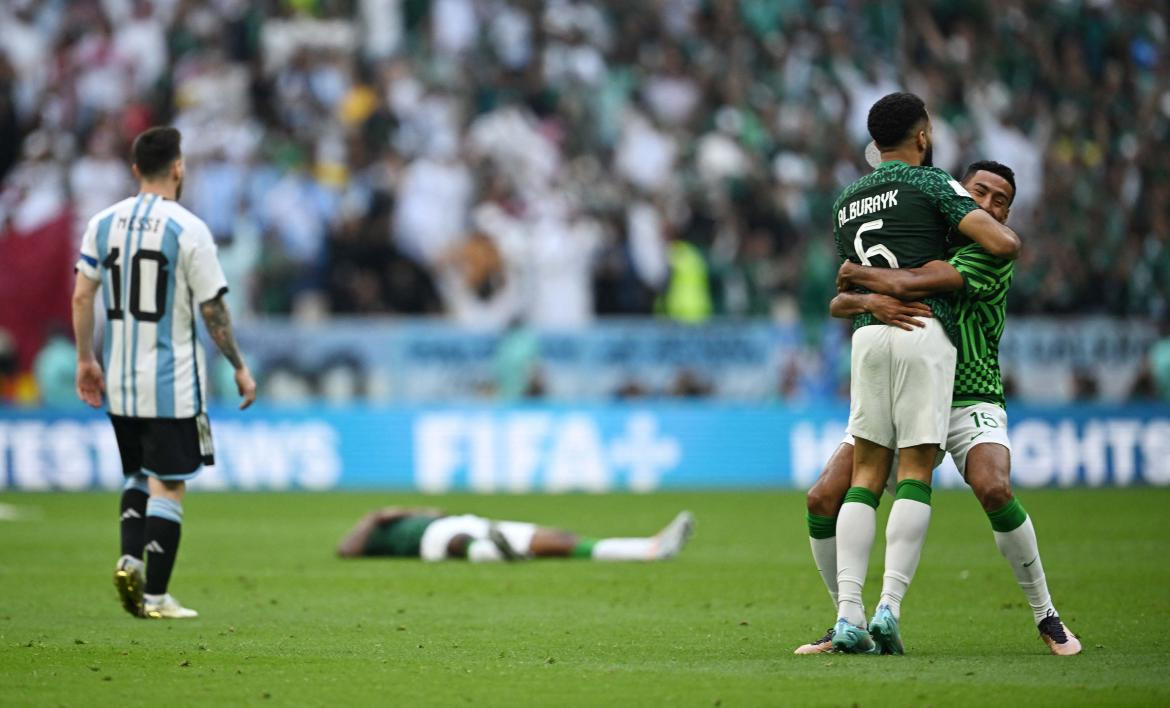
[337,508,694,562]
[795,160,1080,656]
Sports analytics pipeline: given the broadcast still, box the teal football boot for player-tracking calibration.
[830,618,876,654]
[868,604,904,655]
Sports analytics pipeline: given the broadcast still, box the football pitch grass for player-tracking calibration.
[2,489,1169,706]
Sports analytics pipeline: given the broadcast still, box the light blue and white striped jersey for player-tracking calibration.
[76,194,228,419]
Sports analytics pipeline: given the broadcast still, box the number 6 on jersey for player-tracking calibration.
[854,219,901,269]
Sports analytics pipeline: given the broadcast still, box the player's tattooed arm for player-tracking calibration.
[200,295,257,409]
[200,295,246,369]
[830,292,932,332]
[837,260,963,301]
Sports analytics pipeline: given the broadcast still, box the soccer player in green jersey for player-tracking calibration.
[794,161,1080,656]
[337,507,694,563]
[830,93,1022,654]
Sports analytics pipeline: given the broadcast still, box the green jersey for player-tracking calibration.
[833,160,979,343]
[948,242,1014,409]
[363,514,442,557]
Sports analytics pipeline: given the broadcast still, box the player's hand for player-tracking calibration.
[76,358,105,408]
[235,367,257,409]
[836,261,860,292]
[865,294,932,331]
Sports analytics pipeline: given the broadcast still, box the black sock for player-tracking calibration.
[120,488,149,559]
[144,497,183,596]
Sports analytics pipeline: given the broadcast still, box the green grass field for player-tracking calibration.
[2,489,1169,706]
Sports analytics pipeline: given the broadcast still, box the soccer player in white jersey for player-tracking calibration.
[72,127,257,619]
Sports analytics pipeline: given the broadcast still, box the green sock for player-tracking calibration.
[895,478,932,505]
[843,486,880,508]
[807,513,837,540]
[807,511,840,607]
[986,498,1028,532]
[571,538,598,558]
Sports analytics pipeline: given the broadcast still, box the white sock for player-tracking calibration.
[835,501,877,627]
[879,498,933,620]
[808,536,839,608]
[993,516,1057,624]
[467,539,505,562]
[143,593,166,604]
[118,554,144,572]
[592,537,655,561]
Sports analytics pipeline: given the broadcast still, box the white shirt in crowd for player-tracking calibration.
[393,156,473,266]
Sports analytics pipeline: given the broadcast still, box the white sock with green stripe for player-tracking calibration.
[835,487,880,627]
[878,479,933,621]
[592,538,656,561]
[807,513,839,608]
[988,498,1057,624]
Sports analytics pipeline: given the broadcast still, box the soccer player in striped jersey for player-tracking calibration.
[794,161,1080,656]
[72,127,257,619]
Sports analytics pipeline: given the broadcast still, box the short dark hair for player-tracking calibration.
[867,92,928,149]
[961,160,1017,204]
[131,127,182,179]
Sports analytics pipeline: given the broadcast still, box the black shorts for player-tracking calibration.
[108,414,214,481]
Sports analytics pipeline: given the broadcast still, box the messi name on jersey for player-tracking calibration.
[837,189,899,228]
[116,215,164,234]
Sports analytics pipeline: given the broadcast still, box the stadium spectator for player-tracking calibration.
[1,0,1167,400]
[1148,324,1170,401]
[32,333,78,409]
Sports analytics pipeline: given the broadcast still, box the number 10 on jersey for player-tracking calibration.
[102,247,170,323]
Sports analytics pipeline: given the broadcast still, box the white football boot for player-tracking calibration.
[143,593,199,619]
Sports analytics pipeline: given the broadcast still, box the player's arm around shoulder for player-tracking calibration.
[947,242,1015,299]
[837,259,963,301]
[920,167,1021,261]
[829,291,933,332]
[957,208,1021,261]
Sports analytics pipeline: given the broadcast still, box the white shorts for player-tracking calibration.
[418,514,538,562]
[841,402,1011,483]
[846,319,956,450]
[944,402,1011,478]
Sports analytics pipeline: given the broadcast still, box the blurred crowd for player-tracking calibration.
[1,0,1169,405]
[2,0,1168,326]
